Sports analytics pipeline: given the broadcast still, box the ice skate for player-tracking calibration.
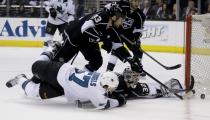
[6,74,27,88]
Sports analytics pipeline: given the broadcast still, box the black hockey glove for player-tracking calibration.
[127,57,143,73]
[50,8,57,19]
[112,92,127,107]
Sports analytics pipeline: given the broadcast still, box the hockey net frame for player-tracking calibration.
[185,14,210,97]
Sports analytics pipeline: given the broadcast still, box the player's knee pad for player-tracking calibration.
[24,82,40,99]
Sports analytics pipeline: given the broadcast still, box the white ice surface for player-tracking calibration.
[0,47,210,120]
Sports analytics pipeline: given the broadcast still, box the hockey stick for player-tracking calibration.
[57,17,68,23]
[141,49,181,70]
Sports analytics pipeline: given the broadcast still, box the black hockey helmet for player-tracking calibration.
[109,0,130,18]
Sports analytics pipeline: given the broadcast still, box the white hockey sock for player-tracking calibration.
[17,77,28,86]
[24,81,41,99]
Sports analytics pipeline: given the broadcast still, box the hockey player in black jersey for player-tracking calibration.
[41,0,132,72]
[104,0,146,76]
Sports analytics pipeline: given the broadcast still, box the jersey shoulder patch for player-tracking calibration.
[122,16,134,29]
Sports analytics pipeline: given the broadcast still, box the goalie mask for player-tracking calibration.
[123,66,140,87]
[99,72,119,92]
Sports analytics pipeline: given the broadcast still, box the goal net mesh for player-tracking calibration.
[189,14,210,98]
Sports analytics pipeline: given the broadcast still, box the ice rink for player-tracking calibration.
[0,47,210,120]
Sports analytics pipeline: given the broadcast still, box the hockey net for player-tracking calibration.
[185,14,210,98]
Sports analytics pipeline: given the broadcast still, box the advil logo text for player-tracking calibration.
[0,20,46,37]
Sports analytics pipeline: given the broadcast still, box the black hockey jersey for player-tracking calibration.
[63,10,122,46]
[82,11,122,44]
[120,8,146,58]
[121,8,146,41]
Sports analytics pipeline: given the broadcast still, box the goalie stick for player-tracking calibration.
[141,49,181,70]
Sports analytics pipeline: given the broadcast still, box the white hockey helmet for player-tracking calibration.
[99,72,119,92]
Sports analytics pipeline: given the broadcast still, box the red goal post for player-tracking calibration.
[185,14,210,97]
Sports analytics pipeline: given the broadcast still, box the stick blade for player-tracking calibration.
[165,64,182,70]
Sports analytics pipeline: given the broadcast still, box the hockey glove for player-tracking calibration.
[127,57,143,73]
[112,92,127,107]
[50,8,57,19]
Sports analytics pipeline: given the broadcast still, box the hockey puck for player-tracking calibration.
[200,94,205,99]
[191,90,195,94]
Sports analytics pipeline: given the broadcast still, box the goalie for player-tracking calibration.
[114,67,185,99]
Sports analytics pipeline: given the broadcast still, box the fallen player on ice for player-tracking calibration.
[6,55,193,110]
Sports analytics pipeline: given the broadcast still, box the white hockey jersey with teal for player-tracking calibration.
[57,63,119,109]
[45,0,75,25]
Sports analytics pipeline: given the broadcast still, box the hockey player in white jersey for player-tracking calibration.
[6,58,126,109]
[44,0,75,51]
[6,60,187,109]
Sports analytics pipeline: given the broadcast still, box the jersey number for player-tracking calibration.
[68,73,92,88]
[93,15,102,23]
